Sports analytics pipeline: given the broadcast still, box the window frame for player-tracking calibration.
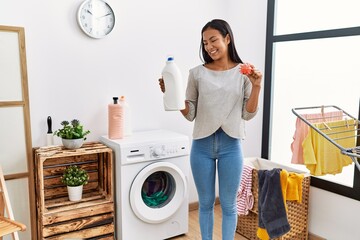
[261,0,360,201]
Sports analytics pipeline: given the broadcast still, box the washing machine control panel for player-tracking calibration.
[150,144,186,159]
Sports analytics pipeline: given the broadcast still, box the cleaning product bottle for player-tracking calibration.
[108,97,123,139]
[161,56,185,111]
[119,96,132,136]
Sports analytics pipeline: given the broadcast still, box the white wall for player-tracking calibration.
[1,0,358,239]
[309,187,360,239]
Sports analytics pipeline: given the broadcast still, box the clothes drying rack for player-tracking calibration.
[292,105,360,172]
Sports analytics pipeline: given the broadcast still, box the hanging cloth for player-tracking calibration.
[237,164,254,215]
[257,169,304,239]
[291,111,343,164]
[257,168,290,239]
[303,119,356,176]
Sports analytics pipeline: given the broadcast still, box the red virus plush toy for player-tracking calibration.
[239,63,254,75]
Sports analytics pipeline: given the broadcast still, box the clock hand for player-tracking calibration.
[98,13,112,18]
[87,9,93,15]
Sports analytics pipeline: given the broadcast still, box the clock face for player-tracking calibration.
[77,0,115,38]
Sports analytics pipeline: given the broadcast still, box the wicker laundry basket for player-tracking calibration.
[236,158,310,240]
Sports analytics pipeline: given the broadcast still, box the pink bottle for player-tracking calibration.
[108,97,123,139]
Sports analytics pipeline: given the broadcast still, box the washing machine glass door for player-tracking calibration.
[130,161,187,224]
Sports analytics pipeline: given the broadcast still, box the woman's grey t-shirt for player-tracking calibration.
[184,64,258,140]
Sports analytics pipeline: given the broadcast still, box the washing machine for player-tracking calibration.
[100,129,190,240]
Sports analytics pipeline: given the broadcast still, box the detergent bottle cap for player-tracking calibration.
[167,56,174,61]
[113,97,119,104]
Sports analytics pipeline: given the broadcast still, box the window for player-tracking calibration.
[262,0,360,200]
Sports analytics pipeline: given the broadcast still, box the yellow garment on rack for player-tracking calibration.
[302,119,356,176]
[257,170,304,240]
[291,111,343,165]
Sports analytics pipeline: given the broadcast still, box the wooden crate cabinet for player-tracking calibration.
[34,142,115,239]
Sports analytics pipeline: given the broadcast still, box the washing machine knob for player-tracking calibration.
[152,146,164,157]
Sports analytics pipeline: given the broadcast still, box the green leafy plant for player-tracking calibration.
[54,119,90,140]
[61,165,89,187]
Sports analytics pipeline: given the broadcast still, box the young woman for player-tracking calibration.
[159,19,262,240]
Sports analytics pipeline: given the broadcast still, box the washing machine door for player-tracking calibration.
[130,161,187,224]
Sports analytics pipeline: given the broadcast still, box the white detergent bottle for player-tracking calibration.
[119,95,132,136]
[161,56,185,111]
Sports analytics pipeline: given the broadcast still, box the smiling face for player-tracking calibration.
[202,27,230,62]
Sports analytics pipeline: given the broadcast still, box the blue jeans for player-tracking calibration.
[190,128,243,240]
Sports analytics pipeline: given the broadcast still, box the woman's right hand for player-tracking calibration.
[158,78,165,93]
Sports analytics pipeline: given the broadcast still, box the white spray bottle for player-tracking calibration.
[161,56,185,111]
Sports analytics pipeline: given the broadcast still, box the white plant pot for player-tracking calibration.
[67,185,83,201]
[62,138,84,149]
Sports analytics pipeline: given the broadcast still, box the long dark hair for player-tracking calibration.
[200,19,243,64]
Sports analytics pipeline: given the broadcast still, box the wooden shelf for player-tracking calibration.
[34,142,115,239]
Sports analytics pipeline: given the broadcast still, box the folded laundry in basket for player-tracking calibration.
[237,164,254,215]
[257,168,290,240]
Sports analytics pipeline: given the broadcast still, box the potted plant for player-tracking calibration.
[54,119,90,149]
[61,165,89,201]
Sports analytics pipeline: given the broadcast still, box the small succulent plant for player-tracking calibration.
[61,165,89,187]
[54,119,90,140]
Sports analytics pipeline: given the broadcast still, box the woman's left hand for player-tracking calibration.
[248,67,262,88]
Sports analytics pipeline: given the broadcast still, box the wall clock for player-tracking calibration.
[77,0,115,39]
